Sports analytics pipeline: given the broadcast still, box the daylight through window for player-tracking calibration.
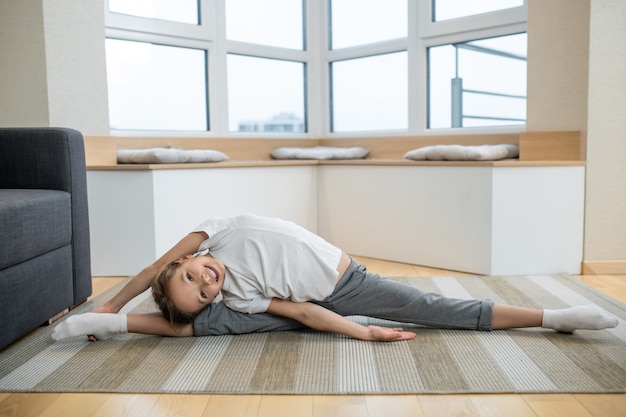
[104,1,527,134]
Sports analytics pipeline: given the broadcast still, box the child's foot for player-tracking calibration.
[542,305,619,333]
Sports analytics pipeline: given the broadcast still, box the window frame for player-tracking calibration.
[103,0,527,137]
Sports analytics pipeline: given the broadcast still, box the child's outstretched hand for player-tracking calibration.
[367,325,416,341]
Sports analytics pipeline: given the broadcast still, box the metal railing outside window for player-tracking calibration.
[450,41,526,128]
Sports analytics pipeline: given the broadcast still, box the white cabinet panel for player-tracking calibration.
[88,166,317,276]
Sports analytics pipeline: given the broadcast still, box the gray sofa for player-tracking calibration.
[0,128,92,350]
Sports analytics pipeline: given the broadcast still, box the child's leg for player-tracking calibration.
[53,304,306,341]
[325,262,619,332]
[492,304,619,331]
[52,313,129,341]
[193,300,307,336]
[323,264,493,330]
[492,305,543,329]
[52,312,193,341]
[541,305,618,333]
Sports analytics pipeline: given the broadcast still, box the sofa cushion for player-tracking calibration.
[0,189,71,270]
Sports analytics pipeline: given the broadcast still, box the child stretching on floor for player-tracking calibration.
[52,214,618,342]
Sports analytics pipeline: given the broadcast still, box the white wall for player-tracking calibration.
[584,0,626,261]
[2,0,624,268]
[0,0,109,135]
[526,0,590,132]
[527,0,626,264]
[0,0,49,126]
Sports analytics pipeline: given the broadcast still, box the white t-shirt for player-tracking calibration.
[193,214,342,314]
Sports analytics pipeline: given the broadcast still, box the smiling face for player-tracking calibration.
[166,255,226,317]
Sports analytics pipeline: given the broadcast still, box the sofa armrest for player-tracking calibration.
[0,127,92,304]
[1,128,83,190]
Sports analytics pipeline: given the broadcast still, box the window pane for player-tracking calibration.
[106,39,208,131]
[226,0,303,50]
[428,33,526,129]
[108,0,199,24]
[330,0,407,49]
[228,55,305,132]
[331,52,407,132]
[433,0,523,21]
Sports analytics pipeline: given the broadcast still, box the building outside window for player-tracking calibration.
[238,112,304,132]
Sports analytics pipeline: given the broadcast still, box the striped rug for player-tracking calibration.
[0,274,624,394]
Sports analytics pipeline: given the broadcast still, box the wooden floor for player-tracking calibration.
[1,255,625,417]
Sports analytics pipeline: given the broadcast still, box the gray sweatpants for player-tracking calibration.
[193,260,493,336]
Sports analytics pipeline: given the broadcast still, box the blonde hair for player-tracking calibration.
[152,261,198,324]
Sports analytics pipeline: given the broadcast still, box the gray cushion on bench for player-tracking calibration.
[404,144,519,161]
[117,148,229,164]
[271,146,369,160]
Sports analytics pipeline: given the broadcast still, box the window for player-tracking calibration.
[225,0,304,50]
[224,0,307,133]
[108,0,199,25]
[330,0,407,49]
[433,0,524,22]
[331,52,408,132]
[104,1,526,135]
[328,0,408,133]
[106,39,208,131]
[428,33,527,129]
[227,55,306,132]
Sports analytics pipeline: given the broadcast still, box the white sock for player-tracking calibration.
[51,313,128,341]
[542,305,619,333]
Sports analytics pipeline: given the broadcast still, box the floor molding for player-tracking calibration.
[582,260,626,275]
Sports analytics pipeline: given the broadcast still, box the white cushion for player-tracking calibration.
[117,148,229,164]
[404,144,519,161]
[271,146,369,160]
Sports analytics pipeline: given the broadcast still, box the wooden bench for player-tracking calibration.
[84,132,586,277]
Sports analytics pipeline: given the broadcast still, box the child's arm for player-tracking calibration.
[97,232,208,314]
[266,299,416,341]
